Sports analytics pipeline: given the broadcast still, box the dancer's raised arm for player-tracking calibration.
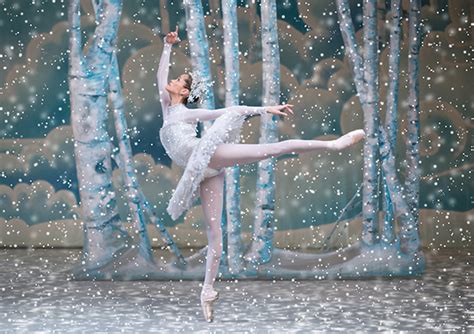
[157,27,180,119]
[171,104,294,123]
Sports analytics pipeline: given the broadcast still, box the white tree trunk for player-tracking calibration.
[361,0,381,245]
[68,0,132,269]
[222,0,245,273]
[401,0,422,254]
[336,0,423,257]
[87,0,155,264]
[382,0,402,244]
[93,0,186,267]
[246,0,280,264]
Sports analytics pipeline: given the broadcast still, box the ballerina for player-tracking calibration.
[157,27,365,322]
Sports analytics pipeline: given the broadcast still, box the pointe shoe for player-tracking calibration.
[200,289,219,323]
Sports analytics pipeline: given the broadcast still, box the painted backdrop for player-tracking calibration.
[0,0,472,249]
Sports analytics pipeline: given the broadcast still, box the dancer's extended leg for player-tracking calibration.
[208,129,365,170]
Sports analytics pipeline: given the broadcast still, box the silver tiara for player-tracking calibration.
[188,70,213,103]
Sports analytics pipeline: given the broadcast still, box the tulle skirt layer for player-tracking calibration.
[162,110,247,220]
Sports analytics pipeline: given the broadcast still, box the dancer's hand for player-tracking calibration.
[165,26,181,44]
[267,104,294,117]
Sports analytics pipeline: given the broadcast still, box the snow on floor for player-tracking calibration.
[0,248,471,332]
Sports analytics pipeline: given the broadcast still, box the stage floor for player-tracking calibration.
[0,248,471,332]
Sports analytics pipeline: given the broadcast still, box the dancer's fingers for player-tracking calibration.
[175,25,179,34]
[281,104,294,114]
[269,109,282,117]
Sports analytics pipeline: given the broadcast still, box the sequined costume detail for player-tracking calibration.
[157,39,267,220]
[159,104,265,220]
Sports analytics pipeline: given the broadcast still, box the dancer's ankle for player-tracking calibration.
[201,283,214,292]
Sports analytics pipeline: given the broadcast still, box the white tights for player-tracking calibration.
[199,129,364,295]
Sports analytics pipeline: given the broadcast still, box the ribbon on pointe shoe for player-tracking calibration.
[201,288,219,302]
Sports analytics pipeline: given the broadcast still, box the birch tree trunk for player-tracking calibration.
[68,0,132,269]
[222,0,245,273]
[361,0,380,245]
[87,0,155,263]
[382,0,402,244]
[245,0,280,264]
[401,0,422,254]
[91,0,186,267]
[336,0,424,260]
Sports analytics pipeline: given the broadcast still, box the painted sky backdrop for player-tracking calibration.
[0,0,472,232]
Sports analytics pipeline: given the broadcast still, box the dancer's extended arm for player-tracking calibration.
[157,39,172,119]
[172,104,294,123]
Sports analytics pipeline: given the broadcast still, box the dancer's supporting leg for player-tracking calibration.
[208,129,365,170]
[199,172,224,292]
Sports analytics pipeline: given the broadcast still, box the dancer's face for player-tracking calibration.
[166,74,190,101]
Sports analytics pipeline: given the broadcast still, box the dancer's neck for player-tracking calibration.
[170,95,184,106]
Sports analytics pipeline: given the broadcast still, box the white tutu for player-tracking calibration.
[160,108,248,220]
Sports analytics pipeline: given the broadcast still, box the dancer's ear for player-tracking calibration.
[180,88,190,98]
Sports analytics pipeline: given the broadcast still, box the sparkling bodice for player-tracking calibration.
[159,104,199,168]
